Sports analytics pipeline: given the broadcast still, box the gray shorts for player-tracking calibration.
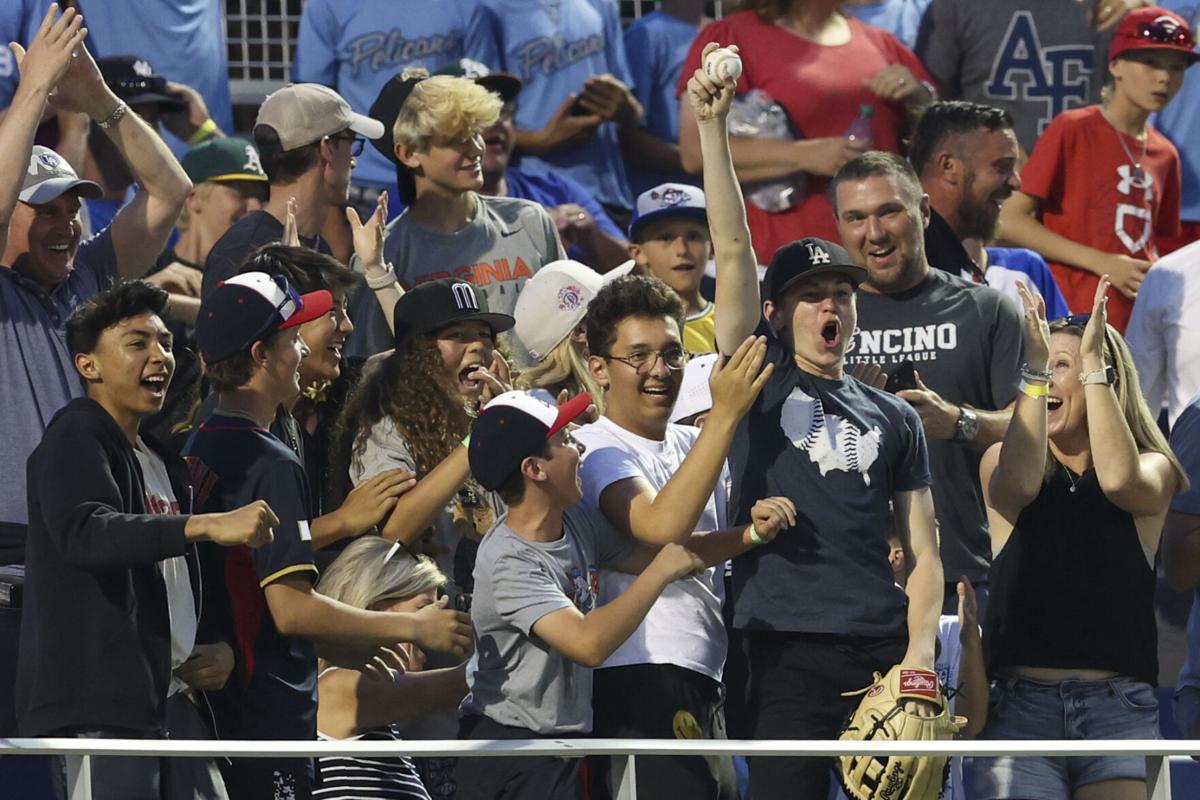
[975,675,1158,799]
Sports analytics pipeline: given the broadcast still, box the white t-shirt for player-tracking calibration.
[1126,238,1200,427]
[134,438,197,697]
[575,415,728,681]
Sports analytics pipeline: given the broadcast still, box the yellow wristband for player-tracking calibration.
[1020,380,1049,399]
[187,118,220,146]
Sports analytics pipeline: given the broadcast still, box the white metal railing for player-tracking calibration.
[2,738,1196,800]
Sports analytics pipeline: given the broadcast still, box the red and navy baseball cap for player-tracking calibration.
[469,390,593,490]
[1110,8,1199,63]
[762,237,867,302]
[196,271,333,364]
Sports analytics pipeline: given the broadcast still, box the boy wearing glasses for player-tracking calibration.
[999,6,1198,333]
[460,390,793,800]
[574,273,776,798]
[202,82,385,298]
[183,272,472,800]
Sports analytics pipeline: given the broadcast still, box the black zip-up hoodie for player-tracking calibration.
[16,397,199,736]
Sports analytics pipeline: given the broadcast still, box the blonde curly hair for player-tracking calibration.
[393,70,502,154]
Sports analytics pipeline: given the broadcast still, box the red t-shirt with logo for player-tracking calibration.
[677,11,930,264]
[1019,105,1181,332]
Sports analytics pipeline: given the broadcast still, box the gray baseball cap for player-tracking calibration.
[254,83,385,153]
[19,146,103,205]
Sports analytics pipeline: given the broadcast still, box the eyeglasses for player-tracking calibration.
[328,133,365,156]
[604,347,689,374]
[1134,19,1195,48]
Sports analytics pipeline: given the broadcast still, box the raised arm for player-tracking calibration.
[685,44,760,352]
[1,4,86,255]
[596,336,771,545]
[985,282,1050,526]
[48,35,190,278]
[1078,277,1178,522]
[348,191,404,332]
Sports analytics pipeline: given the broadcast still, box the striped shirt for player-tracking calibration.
[316,725,431,799]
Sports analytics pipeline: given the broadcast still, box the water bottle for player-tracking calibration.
[845,104,874,149]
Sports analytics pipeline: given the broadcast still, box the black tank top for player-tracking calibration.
[984,460,1158,685]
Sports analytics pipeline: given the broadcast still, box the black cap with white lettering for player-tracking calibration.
[392,278,515,344]
[762,237,868,302]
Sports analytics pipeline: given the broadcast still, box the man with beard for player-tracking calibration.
[908,100,1070,317]
[835,151,1023,614]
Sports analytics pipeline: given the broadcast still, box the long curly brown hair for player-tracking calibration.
[334,335,472,482]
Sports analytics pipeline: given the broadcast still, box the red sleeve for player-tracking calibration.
[1157,149,1183,238]
[879,28,934,87]
[1019,115,1070,213]
[676,18,734,98]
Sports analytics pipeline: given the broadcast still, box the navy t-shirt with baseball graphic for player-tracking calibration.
[728,322,931,638]
[183,411,319,742]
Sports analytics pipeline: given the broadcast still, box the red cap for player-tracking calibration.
[1110,8,1199,63]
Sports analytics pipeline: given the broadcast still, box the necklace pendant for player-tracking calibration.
[1069,484,1076,494]
[1133,165,1146,183]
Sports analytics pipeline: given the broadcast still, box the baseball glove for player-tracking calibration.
[835,665,966,800]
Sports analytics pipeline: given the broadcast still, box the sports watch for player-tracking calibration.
[1079,366,1116,386]
[953,406,979,443]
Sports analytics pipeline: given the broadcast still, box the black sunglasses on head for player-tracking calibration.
[1135,19,1195,48]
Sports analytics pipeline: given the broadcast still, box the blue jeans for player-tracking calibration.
[975,675,1158,799]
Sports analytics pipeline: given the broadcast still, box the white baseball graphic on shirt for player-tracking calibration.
[780,387,881,485]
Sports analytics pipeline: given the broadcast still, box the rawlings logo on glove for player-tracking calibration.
[836,665,966,800]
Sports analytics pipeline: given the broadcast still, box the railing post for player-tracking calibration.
[1145,755,1171,800]
[613,753,638,800]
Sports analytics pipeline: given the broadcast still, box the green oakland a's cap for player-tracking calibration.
[181,137,268,184]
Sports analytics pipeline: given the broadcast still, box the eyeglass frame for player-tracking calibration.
[603,346,691,374]
[326,131,365,157]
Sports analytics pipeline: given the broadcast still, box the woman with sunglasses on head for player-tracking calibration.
[314,536,468,800]
[976,276,1188,800]
[999,7,1198,333]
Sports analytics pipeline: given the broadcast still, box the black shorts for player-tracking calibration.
[454,715,581,800]
[732,630,907,800]
[590,662,735,800]
[219,755,312,800]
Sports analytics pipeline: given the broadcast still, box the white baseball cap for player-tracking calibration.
[514,260,600,362]
[629,182,708,241]
[669,353,720,424]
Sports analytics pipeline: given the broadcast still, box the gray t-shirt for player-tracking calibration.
[916,0,1113,151]
[346,194,565,359]
[460,504,635,734]
[846,269,1023,581]
[351,415,503,588]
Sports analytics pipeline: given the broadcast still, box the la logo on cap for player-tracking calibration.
[807,242,831,265]
[133,59,153,77]
[451,281,479,311]
[651,186,691,208]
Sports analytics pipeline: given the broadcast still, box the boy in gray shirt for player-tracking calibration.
[458,390,794,799]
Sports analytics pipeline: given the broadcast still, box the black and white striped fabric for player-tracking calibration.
[315,726,432,800]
